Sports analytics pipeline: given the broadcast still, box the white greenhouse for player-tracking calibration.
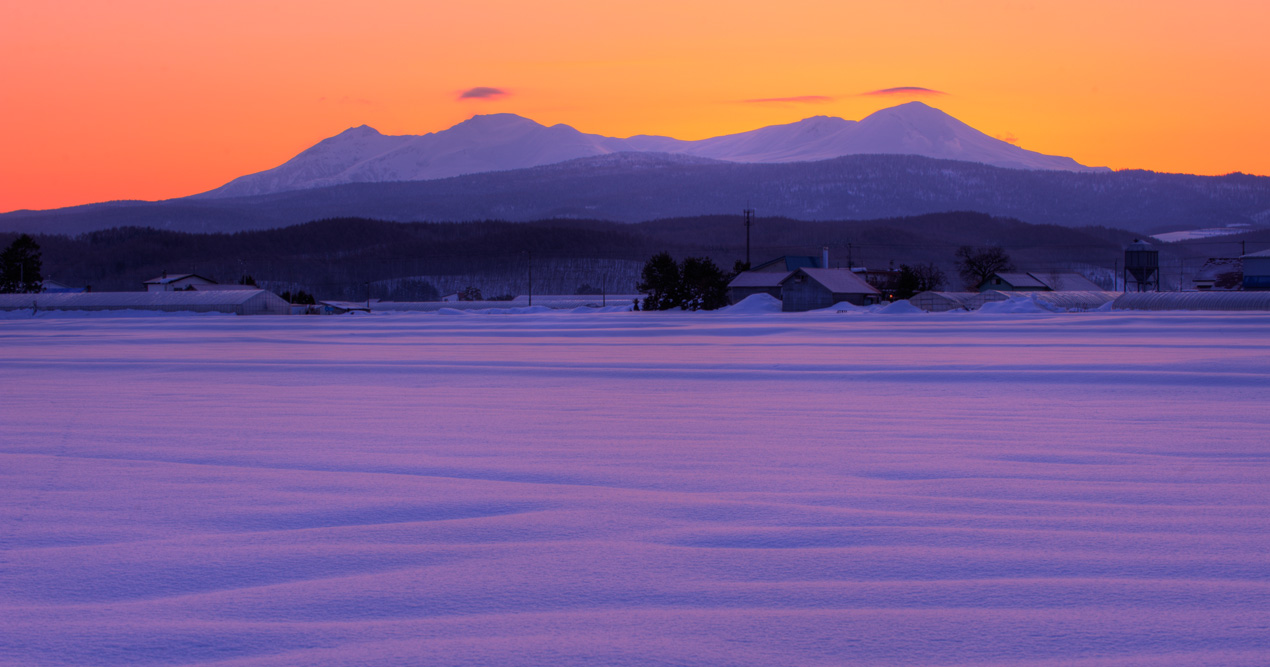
[0,290,291,316]
[1113,291,1270,311]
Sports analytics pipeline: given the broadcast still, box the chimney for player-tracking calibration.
[822,247,829,269]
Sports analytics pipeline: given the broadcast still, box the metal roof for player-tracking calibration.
[1030,272,1104,291]
[728,271,791,288]
[750,256,820,272]
[779,268,880,294]
[991,273,1048,288]
[143,273,216,285]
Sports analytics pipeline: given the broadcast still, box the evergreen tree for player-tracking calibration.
[0,234,43,294]
[680,256,730,311]
[637,251,681,310]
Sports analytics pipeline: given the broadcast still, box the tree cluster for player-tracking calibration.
[636,252,731,311]
[0,234,42,294]
[893,263,948,299]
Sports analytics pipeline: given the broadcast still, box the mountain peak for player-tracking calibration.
[337,124,383,137]
[457,113,543,130]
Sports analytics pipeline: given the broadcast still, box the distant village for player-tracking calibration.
[2,232,1269,315]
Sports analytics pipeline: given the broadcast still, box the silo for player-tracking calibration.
[1124,239,1160,292]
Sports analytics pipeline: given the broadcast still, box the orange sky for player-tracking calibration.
[2,0,1268,213]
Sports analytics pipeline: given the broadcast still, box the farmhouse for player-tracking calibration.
[144,272,218,292]
[778,268,881,311]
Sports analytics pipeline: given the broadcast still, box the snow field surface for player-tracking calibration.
[1,311,1269,666]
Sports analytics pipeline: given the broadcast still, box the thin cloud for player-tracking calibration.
[995,133,1020,144]
[741,95,835,104]
[861,87,946,97]
[459,87,508,100]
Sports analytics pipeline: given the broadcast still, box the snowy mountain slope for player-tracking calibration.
[197,103,1103,198]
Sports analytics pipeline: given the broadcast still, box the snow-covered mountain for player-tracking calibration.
[198,102,1103,198]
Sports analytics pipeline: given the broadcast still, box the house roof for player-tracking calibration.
[1242,249,1270,259]
[779,268,880,294]
[728,270,791,288]
[984,272,1104,291]
[750,256,821,272]
[1030,272,1104,291]
[190,283,256,291]
[143,273,217,285]
[991,272,1048,288]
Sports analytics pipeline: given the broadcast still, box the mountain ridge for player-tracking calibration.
[5,153,1266,237]
[195,102,1106,199]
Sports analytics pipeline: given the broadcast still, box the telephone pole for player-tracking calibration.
[743,208,755,269]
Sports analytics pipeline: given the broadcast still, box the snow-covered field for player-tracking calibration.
[2,310,1268,666]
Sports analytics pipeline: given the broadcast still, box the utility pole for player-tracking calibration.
[527,251,533,307]
[847,243,854,270]
[743,208,755,269]
[365,281,371,311]
[1242,240,1247,256]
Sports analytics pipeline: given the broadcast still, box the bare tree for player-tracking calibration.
[955,246,1014,289]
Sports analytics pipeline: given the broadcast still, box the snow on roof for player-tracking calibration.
[0,290,276,309]
[143,273,216,285]
[1242,249,1270,259]
[992,272,1048,288]
[780,268,880,294]
[190,283,257,291]
[728,271,791,288]
[1029,272,1104,291]
[750,256,820,272]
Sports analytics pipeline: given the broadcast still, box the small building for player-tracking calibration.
[1242,250,1270,290]
[41,279,85,294]
[978,271,1103,292]
[144,272,218,292]
[778,268,882,311]
[440,293,461,302]
[1192,258,1242,290]
[0,290,291,315]
[727,271,788,304]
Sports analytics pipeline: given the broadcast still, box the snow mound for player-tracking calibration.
[876,299,925,314]
[722,294,783,314]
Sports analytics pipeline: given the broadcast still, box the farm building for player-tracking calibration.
[750,255,823,272]
[727,271,787,304]
[143,273,218,292]
[978,272,1103,292]
[1192,258,1242,290]
[778,268,881,311]
[910,290,1117,312]
[0,290,291,315]
[1242,249,1270,290]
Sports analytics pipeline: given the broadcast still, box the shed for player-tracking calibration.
[0,290,291,315]
[1242,249,1270,290]
[778,268,881,311]
[727,271,789,304]
[1190,258,1242,290]
[144,273,218,292]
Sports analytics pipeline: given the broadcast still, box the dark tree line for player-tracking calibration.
[0,234,42,294]
[637,252,731,311]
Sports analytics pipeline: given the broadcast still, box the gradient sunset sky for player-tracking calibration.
[3,0,1267,213]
